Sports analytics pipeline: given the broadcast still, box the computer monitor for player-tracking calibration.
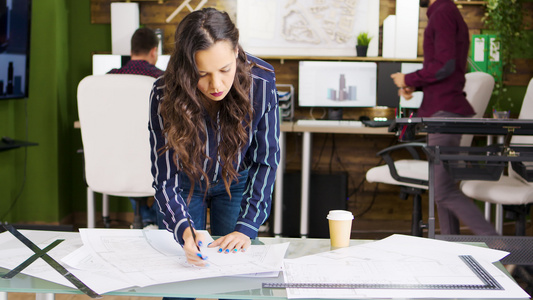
[0,0,32,100]
[298,61,377,108]
[92,54,170,75]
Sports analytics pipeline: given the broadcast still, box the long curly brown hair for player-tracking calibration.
[160,8,253,199]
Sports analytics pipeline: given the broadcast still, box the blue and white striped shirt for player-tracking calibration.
[148,54,280,245]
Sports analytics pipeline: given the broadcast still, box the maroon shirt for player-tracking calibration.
[107,60,164,78]
[404,0,474,117]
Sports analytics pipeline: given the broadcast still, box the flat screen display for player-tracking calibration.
[0,0,31,100]
[298,61,377,107]
[92,54,170,75]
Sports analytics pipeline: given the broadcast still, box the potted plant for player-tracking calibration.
[483,0,527,117]
[356,32,372,57]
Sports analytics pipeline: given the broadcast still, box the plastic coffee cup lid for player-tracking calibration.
[327,210,354,220]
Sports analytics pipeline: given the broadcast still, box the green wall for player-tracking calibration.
[0,0,68,223]
[0,0,117,224]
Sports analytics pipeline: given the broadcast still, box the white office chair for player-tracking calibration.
[77,74,156,228]
[460,77,533,236]
[365,72,495,236]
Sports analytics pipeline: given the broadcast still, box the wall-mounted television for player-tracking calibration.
[298,61,377,108]
[0,0,31,100]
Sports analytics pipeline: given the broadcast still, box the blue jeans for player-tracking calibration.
[130,197,159,227]
[162,170,248,300]
[183,170,248,235]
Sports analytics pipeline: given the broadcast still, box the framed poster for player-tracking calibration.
[237,0,379,57]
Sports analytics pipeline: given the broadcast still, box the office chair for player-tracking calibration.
[365,72,495,236]
[77,74,156,228]
[460,77,533,236]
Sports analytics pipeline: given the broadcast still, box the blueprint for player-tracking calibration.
[282,234,528,299]
[0,229,289,295]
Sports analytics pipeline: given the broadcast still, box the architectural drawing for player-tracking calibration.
[237,0,379,57]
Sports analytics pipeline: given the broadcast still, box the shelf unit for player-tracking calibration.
[454,1,486,5]
[260,56,424,64]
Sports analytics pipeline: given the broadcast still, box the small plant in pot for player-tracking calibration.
[356,32,372,57]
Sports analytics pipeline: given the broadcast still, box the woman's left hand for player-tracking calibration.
[208,231,251,253]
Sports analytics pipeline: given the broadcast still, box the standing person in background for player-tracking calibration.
[149,7,280,268]
[109,27,164,229]
[108,27,164,78]
[390,0,498,236]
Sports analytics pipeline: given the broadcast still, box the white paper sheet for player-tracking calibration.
[282,234,528,299]
[0,229,288,295]
[72,229,288,293]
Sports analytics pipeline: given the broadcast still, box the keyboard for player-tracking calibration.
[361,119,393,127]
[296,119,364,127]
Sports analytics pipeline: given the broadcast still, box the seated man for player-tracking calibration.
[108,27,164,78]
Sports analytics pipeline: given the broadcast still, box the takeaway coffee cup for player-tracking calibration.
[327,210,354,249]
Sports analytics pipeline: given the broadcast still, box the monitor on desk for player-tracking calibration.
[298,61,377,108]
[92,54,170,75]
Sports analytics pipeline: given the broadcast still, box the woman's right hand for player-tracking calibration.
[182,227,208,266]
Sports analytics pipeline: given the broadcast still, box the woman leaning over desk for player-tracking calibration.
[148,7,280,267]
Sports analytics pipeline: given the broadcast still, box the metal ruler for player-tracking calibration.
[1,224,102,298]
[263,255,503,291]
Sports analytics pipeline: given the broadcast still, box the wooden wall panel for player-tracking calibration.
[90,0,237,54]
[524,2,533,30]
[458,5,486,29]
[379,0,395,26]
[505,58,533,86]
[91,0,110,24]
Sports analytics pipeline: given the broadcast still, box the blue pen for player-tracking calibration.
[186,216,201,252]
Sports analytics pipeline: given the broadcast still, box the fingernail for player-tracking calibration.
[242,248,246,252]
[218,248,223,253]
[198,241,203,247]
[207,242,212,246]
[225,249,230,253]
[233,248,238,253]
[204,263,210,267]
[196,253,203,258]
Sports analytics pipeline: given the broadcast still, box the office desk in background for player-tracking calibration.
[273,120,395,238]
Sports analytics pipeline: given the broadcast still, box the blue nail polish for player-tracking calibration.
[207,242,212,246]
[233,248,238,252]
[197,253,203,258]
[205,263,210,267]
[218,248,223,253]
[225,249,230,253]
[198,241,203,247]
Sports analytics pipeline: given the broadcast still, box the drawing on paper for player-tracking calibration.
[237,0,379,57]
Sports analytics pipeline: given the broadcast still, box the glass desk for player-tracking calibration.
[0,237,523,300]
